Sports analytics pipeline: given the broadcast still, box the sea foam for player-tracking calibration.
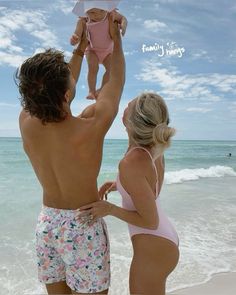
[165,165,236,184]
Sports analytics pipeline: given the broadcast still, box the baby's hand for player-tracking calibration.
[70,34,80,46]
[110,10,127,37]
[108,14,120,41]
[120,18,128,36]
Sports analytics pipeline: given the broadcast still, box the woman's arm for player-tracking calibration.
[110,204,157,230]
[113,157,159,229]
[78,200,157,230]
[78,156,159,229]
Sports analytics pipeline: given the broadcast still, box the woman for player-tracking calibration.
[78,92,179,295]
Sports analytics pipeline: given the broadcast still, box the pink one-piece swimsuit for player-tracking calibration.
[116,147,179,246]
[85,13,114,64]
[85,15,114,64]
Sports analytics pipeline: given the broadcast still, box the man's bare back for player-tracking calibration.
[20,107,106,209]
[18,17,125,210]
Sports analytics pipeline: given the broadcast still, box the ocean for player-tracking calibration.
[0,138,236,295]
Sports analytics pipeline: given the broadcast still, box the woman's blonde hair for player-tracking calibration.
[128,92,175,158]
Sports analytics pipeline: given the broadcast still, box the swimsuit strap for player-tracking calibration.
[101,12,108,22]
[127,146,157,175]
[126,147,159,194]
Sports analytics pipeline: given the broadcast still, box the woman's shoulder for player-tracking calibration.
[119,148,151,174]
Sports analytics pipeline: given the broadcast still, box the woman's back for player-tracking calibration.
[117,147,179,246]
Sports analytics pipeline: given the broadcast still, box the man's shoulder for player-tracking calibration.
[19,109,32,129]
[19,109,29,120]
[19,110,42,137]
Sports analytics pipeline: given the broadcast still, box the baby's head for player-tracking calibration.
[86,8,107,21]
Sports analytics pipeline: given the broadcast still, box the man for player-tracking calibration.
[17,16,125,295]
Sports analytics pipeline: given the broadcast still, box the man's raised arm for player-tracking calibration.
[94,15,126,132]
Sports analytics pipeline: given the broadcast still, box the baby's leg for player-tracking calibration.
[102,54,112,87]
[86,51,99,100]
[96,54,112,98]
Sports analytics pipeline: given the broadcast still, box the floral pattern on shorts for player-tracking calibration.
[36,206,110,293]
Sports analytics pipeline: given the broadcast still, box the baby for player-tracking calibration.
[71,2,127,100]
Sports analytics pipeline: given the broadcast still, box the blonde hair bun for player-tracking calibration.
[128,92,176,158]
[152,123,176,147]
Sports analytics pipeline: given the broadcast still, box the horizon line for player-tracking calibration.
[0,136,236,142]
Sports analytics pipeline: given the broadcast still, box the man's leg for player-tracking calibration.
[71,288,109,294]
[46,281,72,294]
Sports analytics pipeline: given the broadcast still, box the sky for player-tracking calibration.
[0,0,236,140]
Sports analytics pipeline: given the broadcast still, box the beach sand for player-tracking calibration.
[168,272,236,295]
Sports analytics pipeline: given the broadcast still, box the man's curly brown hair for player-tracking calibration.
[16,49,71,124]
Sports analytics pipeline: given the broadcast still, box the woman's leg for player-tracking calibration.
[86,51,99,100]
[46,281,72,294]
[130,235,179,295]
[95,54,111,98]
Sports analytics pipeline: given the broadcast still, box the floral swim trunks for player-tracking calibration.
[36,205,110,293]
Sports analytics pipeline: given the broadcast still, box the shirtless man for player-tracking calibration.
[17,16,125,295]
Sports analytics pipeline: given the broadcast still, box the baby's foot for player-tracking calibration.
[95,88,101,99]
[86,92,96,100]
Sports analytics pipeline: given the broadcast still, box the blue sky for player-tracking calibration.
[0,0,236,139]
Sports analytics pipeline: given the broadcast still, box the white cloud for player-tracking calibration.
[191,49,213,62]
[0,51,27,67]
[136,59,236,102]
[228,102,236,113]
[31,29,58,48]
[52,0,74,15]
[124,50,138,56]
[0,8,60,67]
[231,5,236,12]
[186,107,212,113]
[144,19,168,32]
[0,102,19,108]
[159,0,178,2]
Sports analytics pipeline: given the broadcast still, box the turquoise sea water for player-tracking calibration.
[0,138,236,294]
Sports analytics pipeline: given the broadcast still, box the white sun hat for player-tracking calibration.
[72,0,121,17]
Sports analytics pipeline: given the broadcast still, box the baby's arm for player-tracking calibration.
[70,17,86,45]
[111,10,128,36]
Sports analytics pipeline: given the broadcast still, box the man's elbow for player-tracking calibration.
[112,105,119,118]
[105,105,119,125]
